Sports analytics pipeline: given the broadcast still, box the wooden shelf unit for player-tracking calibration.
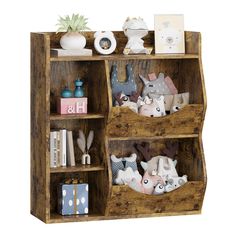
[31,31,207,223]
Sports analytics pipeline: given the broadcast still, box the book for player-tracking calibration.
[154,14,185,54]
[56,131,61,167]
[50,131,57,168]
[60,129,67,167]
[67,131,75,167]
[51,48,92,57]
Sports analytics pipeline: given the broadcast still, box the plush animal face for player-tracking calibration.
[141,171,164,194]
[170,92,189,113]
[165,175,187,192]
[139,96,166,117]
[114,92,139,113]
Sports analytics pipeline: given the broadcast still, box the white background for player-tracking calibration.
[0,0,235,235]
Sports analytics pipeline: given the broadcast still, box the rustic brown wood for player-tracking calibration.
[50,54,199,62]
[49,31,200,55]
[107,181,204,216]
[30,33,51,222]
[50,164,105,173]
[50,113,104,120]
[31,31,206,223]
[107,105,204,138]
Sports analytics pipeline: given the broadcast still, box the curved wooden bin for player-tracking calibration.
[107,182,205,216]
[107,105,204,138]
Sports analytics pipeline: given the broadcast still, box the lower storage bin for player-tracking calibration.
[106,181,205,216]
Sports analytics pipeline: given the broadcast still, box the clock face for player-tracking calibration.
[99,37,112,50]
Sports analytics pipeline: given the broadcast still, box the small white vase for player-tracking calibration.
[60,32,86,50]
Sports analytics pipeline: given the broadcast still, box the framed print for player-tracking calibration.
[154,14,185,54]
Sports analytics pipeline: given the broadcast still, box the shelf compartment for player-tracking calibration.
[106,181,204,216]
[106,137,206,216]
[107,105,204,138]
[50,113,104,121]
[50,54,199,62]
[50,164,105,173]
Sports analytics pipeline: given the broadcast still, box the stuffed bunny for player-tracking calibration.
[77,130,94,165]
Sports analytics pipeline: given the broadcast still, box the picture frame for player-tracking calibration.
[154,14,185,54]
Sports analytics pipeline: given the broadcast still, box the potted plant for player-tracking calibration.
[56,14,90,50]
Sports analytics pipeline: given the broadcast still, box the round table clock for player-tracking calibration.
[94,31,117,55]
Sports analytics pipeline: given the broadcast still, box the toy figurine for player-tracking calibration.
[77,130,94,165]
[123,17,152,55]
[61,86,73,98]
[74,78,84,97]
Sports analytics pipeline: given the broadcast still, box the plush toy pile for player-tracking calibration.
[110,142,188,195]
[111,63,190,117]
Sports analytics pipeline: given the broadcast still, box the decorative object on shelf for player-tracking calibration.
[128,169,164,195]
[153,175,187,195]
[123,17,152,55]
[57,97,87,114]
[58,179,89,215]
[74,78,84,98]
[110,153,141,185]
[154,14,185,54]
[170,92,189,113]
[55,13,92,55]
[77,130,94,165]
[139,72,178,97]
[61,86,73,98]
[115,167,142,185]
[113,92,141,113]
[111,63,137,96]
[94,31,117,55]
[139,95,166,117]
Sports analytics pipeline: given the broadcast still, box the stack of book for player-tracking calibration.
[50,129,75,168]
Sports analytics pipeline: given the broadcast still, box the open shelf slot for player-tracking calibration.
[49,171,106,219]
[50,60,109,116]
[50,119,105,167]
[106,137,205,216]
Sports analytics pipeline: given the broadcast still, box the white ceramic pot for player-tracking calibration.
[60,32,86,50]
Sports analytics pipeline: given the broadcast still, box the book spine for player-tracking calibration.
[50,131,57,168]
[67,131,75,167]
[56,131,61,167]
[60,129,67,167]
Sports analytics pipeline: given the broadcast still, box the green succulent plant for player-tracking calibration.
[56,14,90,33]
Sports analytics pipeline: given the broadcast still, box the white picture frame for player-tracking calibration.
[154,14,185,54]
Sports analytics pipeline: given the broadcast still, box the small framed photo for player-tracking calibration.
[154,14,185,54]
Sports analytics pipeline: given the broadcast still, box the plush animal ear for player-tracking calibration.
[114,92,123,106]
[135,142,151,161]
[144,96,152,104]
[141,161,148,171]
[139,74,149,85]
[130,91,140,102]
[157,72,165,80]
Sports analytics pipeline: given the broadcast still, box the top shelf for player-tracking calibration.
[50,53,199,62]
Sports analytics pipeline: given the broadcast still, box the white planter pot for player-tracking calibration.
[60,32,86,50]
